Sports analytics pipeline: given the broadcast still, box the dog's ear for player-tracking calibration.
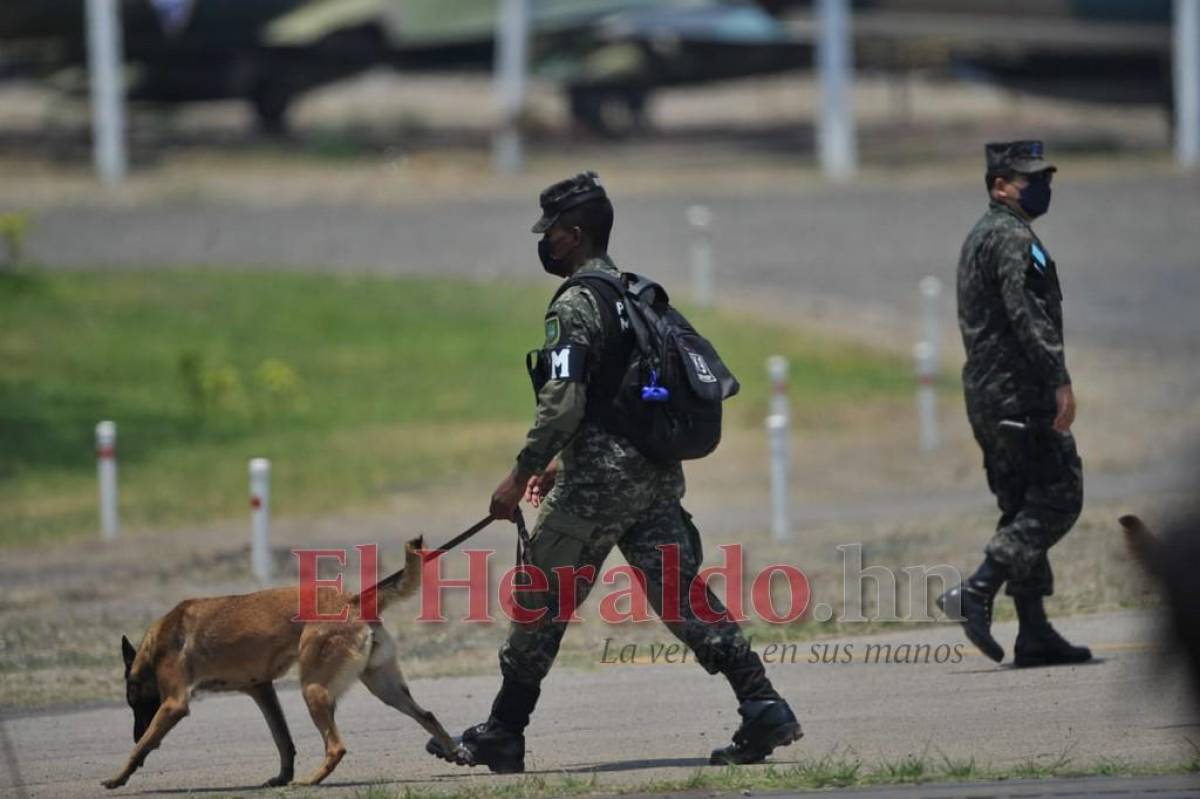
[1120,514,1159,577]
[405,535,424,553]
[121,635,137,670]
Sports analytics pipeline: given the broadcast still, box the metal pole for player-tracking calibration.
[1176,0,1200,168]
[85,0,127,187]
[96,421,119,541]
[493,0,531,175]
[250,458,272,583]
[766,356,791,542]
[687,205,715,308]
[915,275,942,453]
[816,0,856,182]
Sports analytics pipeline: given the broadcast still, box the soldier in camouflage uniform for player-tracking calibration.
[937,141,1091,668]
[427,172,801,773]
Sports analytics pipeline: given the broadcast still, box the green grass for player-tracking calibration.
[0,268,913,546]
[324,754,1199,799]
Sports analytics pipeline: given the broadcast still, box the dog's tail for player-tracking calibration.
[355,535,425,613]
[1120,514,1159,578]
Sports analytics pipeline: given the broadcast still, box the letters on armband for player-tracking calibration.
[546,344,587,382]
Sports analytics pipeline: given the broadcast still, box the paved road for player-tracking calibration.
[2,611,1195,798]
[26,172,1200,354]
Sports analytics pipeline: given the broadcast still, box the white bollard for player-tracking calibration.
[687,204,715,308]
[914,342,939,453]
[766,356,791,542]
[914,275,942,453]
[919,275,942,360]
[249,458,272,583]
[95,421,119,541]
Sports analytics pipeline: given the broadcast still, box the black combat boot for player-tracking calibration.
[709,700,804,765]
[1012,595,1092,667]
[710,652,802,765]
[426,678,538,773]
[937,556,1008,663]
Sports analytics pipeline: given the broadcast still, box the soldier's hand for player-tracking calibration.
[1053,384,1076,432]
[524,462,559,508]
[490,467,529,521]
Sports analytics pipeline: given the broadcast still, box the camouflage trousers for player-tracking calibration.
[498,485,753,686]
[968,408,1084,597]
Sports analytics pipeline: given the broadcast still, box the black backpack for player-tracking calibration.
[553,270,739,463]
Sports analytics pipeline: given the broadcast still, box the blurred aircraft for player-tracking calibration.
[0,0,1173,139]
[0,0,367,133]
[0,0,807,136]
[767,0,1173,110]
[268,0,808,136]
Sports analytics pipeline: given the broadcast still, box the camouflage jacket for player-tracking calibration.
[516,256,684,500]
[957,201,1071,419]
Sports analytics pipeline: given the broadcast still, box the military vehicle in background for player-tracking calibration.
[0,0,1175,137]
[0,0,807,136]
[268,0,808,136]
[767,0,1173,110]
[0,0,350,133]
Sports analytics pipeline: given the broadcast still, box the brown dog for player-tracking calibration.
[104,536,459,789]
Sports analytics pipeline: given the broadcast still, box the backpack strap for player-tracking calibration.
[552,270,637,351]
[549,272,634,408]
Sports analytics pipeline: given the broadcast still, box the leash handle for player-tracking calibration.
[513,508,532,566]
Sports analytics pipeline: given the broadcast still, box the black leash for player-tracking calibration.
[426,509,531,566]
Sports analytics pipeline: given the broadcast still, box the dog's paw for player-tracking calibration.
[262,773,293,787]
[101,776,127,790]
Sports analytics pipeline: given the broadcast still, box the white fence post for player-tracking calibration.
[816,0,857,182]
[96,421,119,541]
[1176,0,1200,168]
[249,458,272,583]
[687,205,715,308]
[85,0,127,187]
[493,0,531,175]
[915,275,942,452]
[766,355,791,542]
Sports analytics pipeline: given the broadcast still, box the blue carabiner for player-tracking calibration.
[641,369,670,402]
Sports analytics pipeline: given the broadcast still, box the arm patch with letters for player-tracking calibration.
[526,344,588,396]
[545,344,586,382]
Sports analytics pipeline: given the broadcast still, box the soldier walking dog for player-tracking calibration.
[426,172,801,774]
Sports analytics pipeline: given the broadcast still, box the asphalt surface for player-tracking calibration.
[24,171,1200,354]
[1,611,1195,798]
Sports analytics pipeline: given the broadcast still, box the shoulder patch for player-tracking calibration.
[1030,242,1047,273]
[544,315,560,347]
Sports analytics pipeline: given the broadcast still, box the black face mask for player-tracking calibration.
[1018,176,1052,219]
[538,237,572,277]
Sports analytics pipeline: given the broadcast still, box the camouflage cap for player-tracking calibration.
[985,140,1056,175]
[531,171,607,234]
